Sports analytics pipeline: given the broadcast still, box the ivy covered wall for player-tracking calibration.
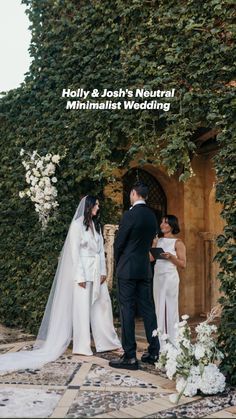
[0,0,235,382]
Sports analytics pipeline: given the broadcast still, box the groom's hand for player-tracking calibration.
[100,275,106,284]
[78,282,86,288]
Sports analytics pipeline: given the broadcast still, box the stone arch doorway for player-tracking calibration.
[123,167,167,230]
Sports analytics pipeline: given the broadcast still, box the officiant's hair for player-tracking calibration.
[84,195,101,234]
[131,181,148,199]
[163,214,180,235]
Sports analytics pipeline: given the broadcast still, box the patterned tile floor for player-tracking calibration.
[0,322,235,418]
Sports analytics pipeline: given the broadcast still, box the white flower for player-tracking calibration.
[199,364,226,395]
[45,153,52,162]
[181,314,190,320]
[31,179,37,186]
[44,187,53,196]
[154,311,226,403]
[46,163,56,174]
[177,366,201,397]
[194,344,205,360]
[161,342,172,353]
[160,333,169,341]
[19,149,63,229]
[36,160,43,169]
[52,154,60,164]
[44,203,52,210]
[20,148,25,156]
[37,199,45,205]
[31,151,37,161]
[152,329,158,337]
[42,176,51,186]
[169,393,179,404]
[52,188,57,197]
[178,320,187,327]
[33,168,40,177]
[42,168,50,176]
[166,357,177,379]
[35,191,44,200]
[196,322,213,337]
[182,338,191,349]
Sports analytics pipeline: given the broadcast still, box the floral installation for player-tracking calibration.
[19,149,66,229]
[153,307,226,404]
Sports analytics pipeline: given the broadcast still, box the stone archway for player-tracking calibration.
[122,167,167,228]
[104,166,168,290]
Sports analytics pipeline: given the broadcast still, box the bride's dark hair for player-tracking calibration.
[83,195,101,234]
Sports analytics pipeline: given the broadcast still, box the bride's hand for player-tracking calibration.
[78,282,86,288]
[100,275,106,284]
[161,252,173,260]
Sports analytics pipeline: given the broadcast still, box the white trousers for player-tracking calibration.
[72,281,121,355]
[153,269,179,350]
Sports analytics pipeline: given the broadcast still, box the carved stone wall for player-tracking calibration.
[103,155,224,317]
[199,232,222,315]
[103,224,118,290]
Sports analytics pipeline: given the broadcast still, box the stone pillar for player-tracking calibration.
[199,232,221,316]
[181,157,206,316]
[103,224,118,290]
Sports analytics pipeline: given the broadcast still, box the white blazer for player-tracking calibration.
[69,216,106,303]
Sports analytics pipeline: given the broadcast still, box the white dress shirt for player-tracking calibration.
[130,199,146,209]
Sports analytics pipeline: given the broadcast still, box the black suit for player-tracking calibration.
[114,203,160,358]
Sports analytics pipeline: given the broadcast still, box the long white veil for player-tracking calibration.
[0,197,86,375]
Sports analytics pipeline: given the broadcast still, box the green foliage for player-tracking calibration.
[0,0,235,381]
[214,116,236,385]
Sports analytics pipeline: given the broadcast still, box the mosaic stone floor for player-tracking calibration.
[0,323,235,418]
[66,390,157,418]
[0,388,62,418]
[83,365,158,388]
[146,388,236,418]
[0,360,82,387]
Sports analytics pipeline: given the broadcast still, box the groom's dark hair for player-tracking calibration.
[131,181,148,199]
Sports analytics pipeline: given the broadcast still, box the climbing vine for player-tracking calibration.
[0,0,235,382]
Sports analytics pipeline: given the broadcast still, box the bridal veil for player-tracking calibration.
[0,197,86,374]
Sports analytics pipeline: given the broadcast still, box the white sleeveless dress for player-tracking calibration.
[153,237,180,349]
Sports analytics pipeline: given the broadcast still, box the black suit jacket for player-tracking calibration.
[114,204,157,279]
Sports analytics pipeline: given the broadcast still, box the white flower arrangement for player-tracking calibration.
[154,308,225,404]
[19,149,65,229]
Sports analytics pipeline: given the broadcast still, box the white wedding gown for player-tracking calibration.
[0,200,120,375]
[153,237,180,349]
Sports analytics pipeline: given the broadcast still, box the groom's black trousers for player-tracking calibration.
[117,277,160,359]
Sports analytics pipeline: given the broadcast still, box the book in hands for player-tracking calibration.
[150,247,165,260]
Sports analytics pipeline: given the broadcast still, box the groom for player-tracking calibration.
[109,181,160,370]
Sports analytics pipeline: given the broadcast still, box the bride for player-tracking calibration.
[0,195,121,374]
